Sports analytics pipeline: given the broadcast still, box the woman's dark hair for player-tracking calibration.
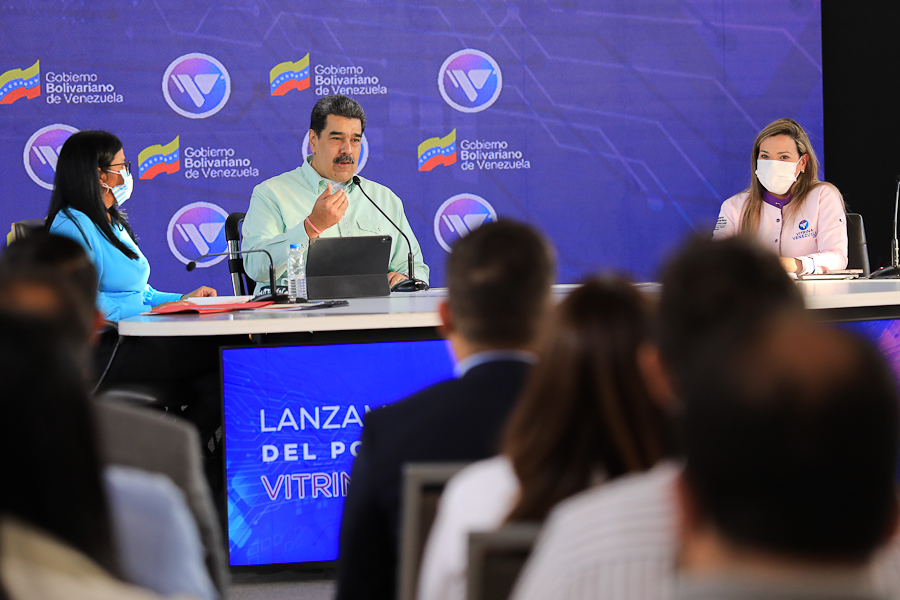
[502,276,674,522]
[0,314,118,575]
[45,130,138,260]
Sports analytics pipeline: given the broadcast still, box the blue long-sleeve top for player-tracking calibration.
[50,208,182,322]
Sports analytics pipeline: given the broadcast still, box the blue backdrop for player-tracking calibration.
[0,0,824,289]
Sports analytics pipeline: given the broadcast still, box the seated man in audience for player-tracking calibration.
[674,318,899,599]
[336,220,555,600]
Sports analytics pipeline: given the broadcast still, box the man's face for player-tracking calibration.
[308,114,363,182]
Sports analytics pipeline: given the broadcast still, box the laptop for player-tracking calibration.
[306,235,392,299]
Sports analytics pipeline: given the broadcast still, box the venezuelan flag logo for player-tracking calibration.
[418,129,457,172]
[138,136,180,180]
[270,54,310,96]
[0,60,40,105]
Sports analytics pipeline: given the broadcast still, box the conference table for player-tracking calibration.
[118,280,900,340]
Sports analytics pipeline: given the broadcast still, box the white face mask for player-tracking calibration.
[102,168,134,205]
[755,159,800,195]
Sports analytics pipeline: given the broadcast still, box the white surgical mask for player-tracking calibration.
[755,159,800,195]
[102,168,134,205]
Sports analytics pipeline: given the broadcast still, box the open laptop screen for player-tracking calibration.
[222,339,456,567]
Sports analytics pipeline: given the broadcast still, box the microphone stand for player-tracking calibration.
[353,176,429,292]
[869,176,900,278]
[187,249,292,303]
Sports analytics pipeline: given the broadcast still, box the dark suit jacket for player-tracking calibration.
[335,359,531,600]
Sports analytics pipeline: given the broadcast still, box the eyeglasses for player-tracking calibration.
[107,161,131,175]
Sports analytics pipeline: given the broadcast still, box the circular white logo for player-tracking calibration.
[433,193,497,252]
[23,124,79,190]
[438,49,503,113]
[301,131,369,177]
[167,202,230,266]
[162,53,231,119]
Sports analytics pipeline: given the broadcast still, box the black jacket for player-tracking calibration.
[334,359,531,600]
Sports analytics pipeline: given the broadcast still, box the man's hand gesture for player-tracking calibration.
[306,183,348,237]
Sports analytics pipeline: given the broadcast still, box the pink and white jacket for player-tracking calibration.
[713,184,848,274]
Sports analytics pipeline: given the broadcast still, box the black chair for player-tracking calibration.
[398,462,471,600]
[846,212,870,276]
[6,218,46,245]
[224,212,254,295]
[467,524,542,600]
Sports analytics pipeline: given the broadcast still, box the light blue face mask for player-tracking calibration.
[102,168,134,205]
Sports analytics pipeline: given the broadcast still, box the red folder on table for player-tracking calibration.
[149,301,273,315]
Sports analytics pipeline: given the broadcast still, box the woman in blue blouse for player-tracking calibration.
[46,131,228,451]
[47,131,215,320]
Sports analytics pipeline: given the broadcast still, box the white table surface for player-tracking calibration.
[116,280,900,337]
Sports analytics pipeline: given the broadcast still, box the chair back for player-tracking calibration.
[7,218,46,246]
[846,212,871,276]
[398,462,471,600]
[224,212,249,295]
[93,396,230,594]
[467,524,542,600]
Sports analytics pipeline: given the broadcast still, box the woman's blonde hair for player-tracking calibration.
[740,118,837,233]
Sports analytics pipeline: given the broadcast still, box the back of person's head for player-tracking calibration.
[658,235,803,384]
[446,220,554,348]
[45,129,138,260]
[681,318,899,563]
[0,232,98,309]
[0,314,117,574]
[0,269,96,347]
[503,276,674,521]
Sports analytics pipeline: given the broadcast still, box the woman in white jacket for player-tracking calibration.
[713,118,847,274]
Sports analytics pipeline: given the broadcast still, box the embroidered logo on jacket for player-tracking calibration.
[793,220,817,240]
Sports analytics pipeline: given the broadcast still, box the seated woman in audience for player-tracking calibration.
[0,315,198,599]
[713,118,848,274]
[44,131,231,449]
[416,277,675,600]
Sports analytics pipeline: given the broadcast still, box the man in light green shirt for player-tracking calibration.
[242,95,429,290]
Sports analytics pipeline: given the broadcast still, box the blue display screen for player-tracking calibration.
[222,340,456,567]
[837,319,900,384]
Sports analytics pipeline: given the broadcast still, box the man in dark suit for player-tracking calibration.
[335,220,555,600]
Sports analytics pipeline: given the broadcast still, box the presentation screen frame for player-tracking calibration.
[221,329,456,573]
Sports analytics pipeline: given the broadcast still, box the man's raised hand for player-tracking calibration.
[306,183,348,237]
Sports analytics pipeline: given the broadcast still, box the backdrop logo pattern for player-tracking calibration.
[433,193,497,252]
[302,132,368,176]
[271,54,310,96]
[438,50,502,113]
[162,53,231,119]
[23,123,78,190]
[138,135,180,180]
[418,129,457,171]
[0,60,40,104]
[167,202,229,266]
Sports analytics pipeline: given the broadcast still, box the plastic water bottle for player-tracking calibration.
[287,243,307,302]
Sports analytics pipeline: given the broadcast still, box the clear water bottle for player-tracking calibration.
[287,243,307,302]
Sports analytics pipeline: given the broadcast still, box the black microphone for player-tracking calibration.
[353,176,429,292]
[186,249,291,303]
[869,175,900,278]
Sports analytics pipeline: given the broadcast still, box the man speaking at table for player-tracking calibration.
[242,95,429,290]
